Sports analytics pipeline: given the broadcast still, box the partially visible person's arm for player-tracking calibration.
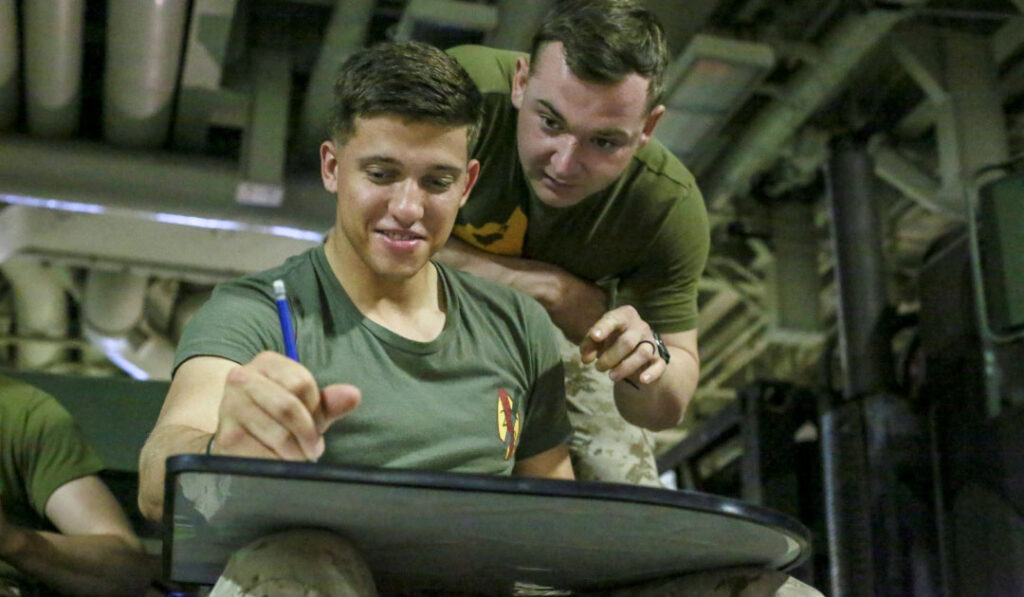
[138,353,361,521]
[137,356,233,522]
[580,308,700,431]
[512,444,574,480]
[0,476,157,596]
[437,238,606,344]
[439,240,701,431]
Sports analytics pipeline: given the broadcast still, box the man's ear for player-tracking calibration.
[320,141,338,192]
[638,104,666,148]
[511,57,530,110]
[459,159,481,208]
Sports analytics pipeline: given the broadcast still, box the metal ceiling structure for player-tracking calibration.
[1,0,1023,444]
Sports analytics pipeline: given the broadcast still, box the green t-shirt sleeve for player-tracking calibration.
[513,299,572,460]
[20,390,104,517]
[616,161,710,333]
[173,277,281,373]
[447,45,519,95]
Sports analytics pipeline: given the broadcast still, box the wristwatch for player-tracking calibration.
[651,330,671,364]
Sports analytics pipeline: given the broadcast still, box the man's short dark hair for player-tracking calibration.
[530,0,669,108]
[329,41,483,147]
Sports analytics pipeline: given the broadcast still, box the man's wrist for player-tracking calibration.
[651,330,671,364]
[0,520,27,560]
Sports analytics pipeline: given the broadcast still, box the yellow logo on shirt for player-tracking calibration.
[452,206,527,256]
[497,388,521,460]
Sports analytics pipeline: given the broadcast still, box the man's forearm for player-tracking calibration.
[436,238,547,297]
[436,239,607,342]
[0,525,156,596]
[613,347,699,431]
[137,424,211,522]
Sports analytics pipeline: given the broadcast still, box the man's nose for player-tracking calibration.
[550,136,582,178]
[390,179,425,225]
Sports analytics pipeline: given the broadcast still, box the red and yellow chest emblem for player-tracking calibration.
[497,388,522,460]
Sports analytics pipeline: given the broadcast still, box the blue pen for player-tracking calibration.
[273,279,299,361]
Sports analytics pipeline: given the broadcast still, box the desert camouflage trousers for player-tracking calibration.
[555,332,662,487]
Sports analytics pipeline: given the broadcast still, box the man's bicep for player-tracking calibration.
[44,476,138,546]
[660,329,699,364]
[153,356,239,433]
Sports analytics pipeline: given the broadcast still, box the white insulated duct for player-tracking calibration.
[0,260,69,370]
[0,0,18,130]
[704,8,913,210]
[82,270,174,380]
[82,270,148,337]
[24,0,84,136]
[103,0,188,147]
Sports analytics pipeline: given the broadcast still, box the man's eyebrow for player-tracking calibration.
[358,155,401,167]
[358,156,462,175]
[537,100,566,123]
[536,99,630,139]
[428,165,463,176]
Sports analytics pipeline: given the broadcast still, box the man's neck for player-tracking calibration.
[324,237,447,342]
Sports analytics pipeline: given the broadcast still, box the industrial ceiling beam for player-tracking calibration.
[299,0,375,154]
[0,0,19,130]
[173,0,243,150]
[704,7,912,212]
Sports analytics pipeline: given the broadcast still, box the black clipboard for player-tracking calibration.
[163,454,810,594]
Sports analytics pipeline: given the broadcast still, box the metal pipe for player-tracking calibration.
[0,0,18,130]
[820,402,875,597]
[943,31,1011,416]
[821,140,896,597]
[827,141,892,398]
[0,260,69,370]
[82,270,148,337]
[81,270,176,380]
[103,0,189,147]
[23,0,84,136]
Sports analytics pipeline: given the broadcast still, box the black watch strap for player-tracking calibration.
[651,330,671,364]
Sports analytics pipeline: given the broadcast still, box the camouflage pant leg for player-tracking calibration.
[557,332,662,487]
[209,529,378,597]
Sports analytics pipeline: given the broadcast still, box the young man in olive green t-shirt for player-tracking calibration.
[138,40,574,526]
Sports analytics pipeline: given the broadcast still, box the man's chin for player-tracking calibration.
[531,180,585,208]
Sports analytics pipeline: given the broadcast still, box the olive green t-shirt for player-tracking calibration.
[175,246,571,474]
[448,45,710,333]
[0,376,104,587]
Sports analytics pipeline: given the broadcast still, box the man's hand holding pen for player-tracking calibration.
[210,351,362,462]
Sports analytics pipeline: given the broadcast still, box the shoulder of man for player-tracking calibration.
[173,246,324,372]
[0,375,50,411]
[0,377,78,432]
[211,245,321,302]
[631,136,702,197]
[447,44,524,95]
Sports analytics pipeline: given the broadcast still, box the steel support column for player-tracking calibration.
[820,140,891,597]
